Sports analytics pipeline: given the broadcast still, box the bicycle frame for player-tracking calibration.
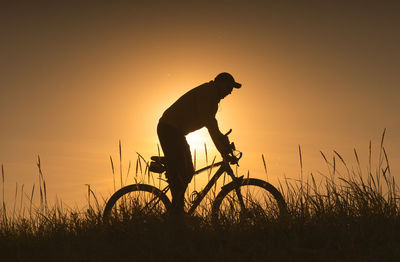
[149,130,244,215]
[158,160,239,215]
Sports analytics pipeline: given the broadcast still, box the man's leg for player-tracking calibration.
[172,137,194,217]
[182,138,194,192]
[157,123,193,221]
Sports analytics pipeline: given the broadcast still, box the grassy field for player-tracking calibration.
[1,133,399,261]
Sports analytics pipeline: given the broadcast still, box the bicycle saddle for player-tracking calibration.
[150,156,166,164]
[149,156,167,173]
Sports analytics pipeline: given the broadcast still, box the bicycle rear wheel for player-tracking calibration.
[211,178,287,225]
[103,184,171,222]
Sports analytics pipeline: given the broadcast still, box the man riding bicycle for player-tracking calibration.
[157,72,241,222]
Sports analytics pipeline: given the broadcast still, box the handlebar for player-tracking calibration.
[224,129,232,136]
[235,151,243,161]
[222,128,242,165]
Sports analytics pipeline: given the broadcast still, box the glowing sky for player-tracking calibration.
[1,1,399,206]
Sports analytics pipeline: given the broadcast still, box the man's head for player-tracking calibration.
[214,72,241,99]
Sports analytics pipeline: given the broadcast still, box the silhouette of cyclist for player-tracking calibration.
[157,72,241,222]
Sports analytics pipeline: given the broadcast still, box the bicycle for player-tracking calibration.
[103,129,287,225]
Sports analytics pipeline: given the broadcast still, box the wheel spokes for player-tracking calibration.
[217,183,283,224]
[111,191,166,220]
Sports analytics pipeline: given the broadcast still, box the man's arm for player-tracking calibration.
[205,117,231,156]
[194,84,230,156]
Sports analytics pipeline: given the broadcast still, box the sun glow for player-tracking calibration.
[185,128,216,154]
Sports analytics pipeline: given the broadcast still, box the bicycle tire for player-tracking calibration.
[103,184,171,221]
[211,178,287,225]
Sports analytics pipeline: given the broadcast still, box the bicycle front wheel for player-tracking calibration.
[103,184,171,222]
[211,178,287,225]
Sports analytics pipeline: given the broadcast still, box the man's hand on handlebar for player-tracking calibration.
[219,129,242,165]
[222,143,241,165]
[223,153,239,165]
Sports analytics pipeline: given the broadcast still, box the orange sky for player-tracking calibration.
[1,1,399,207]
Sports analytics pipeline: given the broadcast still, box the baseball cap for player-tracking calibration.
[214,72,242,89]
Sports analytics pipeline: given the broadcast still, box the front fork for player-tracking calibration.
[224,164,247,211]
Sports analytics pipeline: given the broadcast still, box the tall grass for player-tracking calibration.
[283,129,398,224]
[0,133,399,261]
